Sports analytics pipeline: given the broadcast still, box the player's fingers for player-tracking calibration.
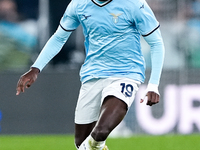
[16,77,30,95]
[146,92,152,106]
[151,92,157,103]
[147,92,160,106]
[16,88,21,95]
[156,94,160,103]
[26,79,34,88]
[147,101,152,106]
[141,90,148,104]
[152,92,159,104]
[16,80,23,95]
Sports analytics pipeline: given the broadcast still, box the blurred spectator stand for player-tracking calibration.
[0,0,38,72]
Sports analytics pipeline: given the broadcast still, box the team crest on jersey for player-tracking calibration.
[110,13,123,24]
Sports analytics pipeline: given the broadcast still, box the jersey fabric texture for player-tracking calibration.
[60,0,159,83]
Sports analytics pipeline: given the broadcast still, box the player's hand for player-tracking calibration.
[16,67,40,95]
[140,83,160,106]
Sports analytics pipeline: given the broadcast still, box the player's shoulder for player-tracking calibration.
[69,0,78,5]
[123,0,146,9]
[70,0,88,5]
[125,0,145,5]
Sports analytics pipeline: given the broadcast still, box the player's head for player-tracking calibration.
[0,0,19,22]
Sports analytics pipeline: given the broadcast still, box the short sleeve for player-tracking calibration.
[60,0,80,31]
[133,0,159,36]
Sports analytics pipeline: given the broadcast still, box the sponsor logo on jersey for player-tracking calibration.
[140,3,144,9]
[82,14,91,20]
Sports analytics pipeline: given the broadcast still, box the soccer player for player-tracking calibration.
[16,0,165,149]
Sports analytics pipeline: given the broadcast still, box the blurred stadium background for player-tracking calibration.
[0,0,200,149]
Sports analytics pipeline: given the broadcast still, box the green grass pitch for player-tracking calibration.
[0,134,200,150]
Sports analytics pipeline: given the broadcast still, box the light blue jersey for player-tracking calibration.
[32,0,164,85]
[60,0,159,83]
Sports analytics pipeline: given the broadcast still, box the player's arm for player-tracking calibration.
[133,0,165,106]
[141,28,165,106]
[16,27,72,95]
[16,0,80,95]
[31,26,72,71]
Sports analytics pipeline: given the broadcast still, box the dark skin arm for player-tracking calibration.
[140,91,160,106]
[16,67,40,95]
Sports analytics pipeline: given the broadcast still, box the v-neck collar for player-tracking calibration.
[91,0,112,7]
